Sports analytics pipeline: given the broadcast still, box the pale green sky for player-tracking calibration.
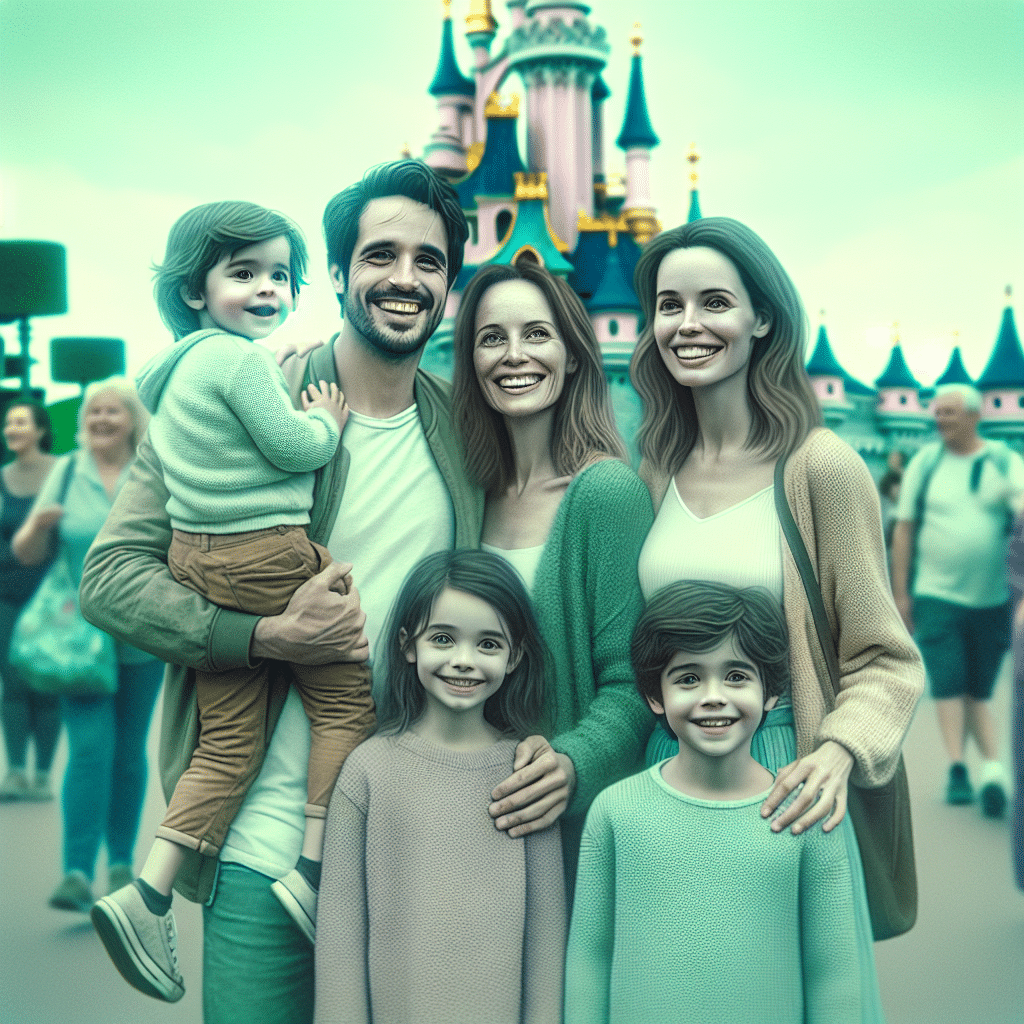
[2,0,1022,399]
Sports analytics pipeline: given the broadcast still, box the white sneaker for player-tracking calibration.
[91,884,185,1002]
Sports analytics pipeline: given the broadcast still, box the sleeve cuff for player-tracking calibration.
[208,608,260,672]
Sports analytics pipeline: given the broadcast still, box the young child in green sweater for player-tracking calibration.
[92,201,375,1003]
[565,580,864,1024]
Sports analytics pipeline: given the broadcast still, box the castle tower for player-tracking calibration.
[485,171,574,274]
[504,2,610,250]
[874,332,931,445]
[805,321,852,427]
[591,74,611,212]
[934,343,974,387]
[976,287,1024,444]
[686,143,702,222]
[616,24,661,245]
[424,1,477,179]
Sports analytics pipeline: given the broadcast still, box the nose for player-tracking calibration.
[447,641,476,671]
[503,333,528,365]
[678,304,702,335]
[388,254,418,292]
[700,678,728,705]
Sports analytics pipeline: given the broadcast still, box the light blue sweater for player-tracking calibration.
[136,329,339,532]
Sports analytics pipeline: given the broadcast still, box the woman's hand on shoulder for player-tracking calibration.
[489,736,576,838]
[760,740,855,834]
[274,337,326,366]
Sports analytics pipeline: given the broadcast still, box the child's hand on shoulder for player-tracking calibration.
[303,380,349,434]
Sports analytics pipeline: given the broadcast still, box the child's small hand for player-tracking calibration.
[33,505,64,531]
[302,380,349,434]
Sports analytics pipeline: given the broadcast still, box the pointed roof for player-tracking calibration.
[805,325,847,377]
[874,344,921,390]
[585,244,639,313]
[429,14,475,97]
[687,190,702,222]
[615,51,659,150]
[976,306,1024,389]
[455,100,525,205]
[934,346,974,387]
[485,173,573,275]
[592,75,610,102]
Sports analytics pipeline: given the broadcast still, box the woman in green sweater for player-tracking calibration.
[451,258,654,882]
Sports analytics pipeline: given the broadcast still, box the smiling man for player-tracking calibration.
[80,161,482,1024]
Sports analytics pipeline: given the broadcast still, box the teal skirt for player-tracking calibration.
[645,702,886,1023]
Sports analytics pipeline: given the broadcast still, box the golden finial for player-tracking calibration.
[687,142,700,186]
[952,329,960,340]
[514,171,549,201]
[442,0,451,17]
[466,0,497,34]
[630,22,643,54]
[820,309,826,322]
[1007,284,1013,299]
[891,321,900,344]
[484,91,520,118]
[400,142,411,159]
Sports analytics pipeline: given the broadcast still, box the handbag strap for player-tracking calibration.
[773,456,841,700]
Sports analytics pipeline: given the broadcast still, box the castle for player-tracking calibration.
[413,0,1022,473]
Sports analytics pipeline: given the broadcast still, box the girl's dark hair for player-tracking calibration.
[153,200,309,340]
[377,549,550,738]
[631,580,791,717]
[4,401,53,453]
[629,216,821,474]
[452,259,627,492]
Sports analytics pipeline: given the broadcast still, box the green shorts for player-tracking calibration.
[913,596,1011,700]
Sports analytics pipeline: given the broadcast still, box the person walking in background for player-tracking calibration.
[891,383,1024,815]
[13,380,163,912]
[878,450,904,555]
[1008,512,1024,889]
[0,402,59,801]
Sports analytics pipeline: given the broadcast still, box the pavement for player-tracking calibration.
[2,661,1021,1024]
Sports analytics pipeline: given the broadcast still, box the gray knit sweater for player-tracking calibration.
[315,732,566,1024]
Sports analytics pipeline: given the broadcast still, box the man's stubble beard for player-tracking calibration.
[343,290,445,361]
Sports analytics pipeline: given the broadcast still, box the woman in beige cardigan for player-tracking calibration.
[629,217,923,1015]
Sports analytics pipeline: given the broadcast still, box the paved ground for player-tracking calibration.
[2,663,1021,1024]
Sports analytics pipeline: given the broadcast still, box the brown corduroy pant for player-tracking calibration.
[157,525,374,856]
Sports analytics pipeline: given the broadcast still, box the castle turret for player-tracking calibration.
[504,2,610,250]
[591,74,610,212]
[423,1,477,179]
[934,343,974,387]
[686,143,702,222]
[874,331,930,445]
[805,322,853,426]
[616,24,661,245]
[976,287,1024,443]
[466,0,499,68]
[485,171,574,274]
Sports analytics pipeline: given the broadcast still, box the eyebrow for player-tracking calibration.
[656,287,737,299]
[666,658,758,676]
[475,318,555,334]
[225,256,289,272]
[357,238,447,268]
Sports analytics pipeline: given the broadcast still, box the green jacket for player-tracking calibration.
[80,341,483,902]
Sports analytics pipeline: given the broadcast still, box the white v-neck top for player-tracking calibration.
[481,541,546,593]
[638,480,783,601]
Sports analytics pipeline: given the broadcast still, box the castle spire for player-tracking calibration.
[429,3,475,98]
[686,143,702,222]
[934,343,974,387]
[976,297,1024,390]
[465,0,498,66]
[615,25,660,151]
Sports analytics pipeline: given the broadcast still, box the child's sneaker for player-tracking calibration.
[0,769,30,801]
[48,872,94,913]
[91,883,185,1002]
[945,762,973,805]
[271,868,317,945]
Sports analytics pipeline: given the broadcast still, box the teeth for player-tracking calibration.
[378,299,420,314]
[674,345,718,359]
[499,375,542,388]
[692,718,734,727]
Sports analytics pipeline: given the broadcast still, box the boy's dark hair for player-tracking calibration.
[632,580,791,717]
[377,549,549,739]
[4,401,53,453]
[322,160,469,300]
[153,201,309,340]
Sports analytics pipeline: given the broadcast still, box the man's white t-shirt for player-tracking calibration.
[220,403,455,878]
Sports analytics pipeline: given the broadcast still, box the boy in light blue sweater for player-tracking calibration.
[92,202,375,1003]
[565,580,864,1024]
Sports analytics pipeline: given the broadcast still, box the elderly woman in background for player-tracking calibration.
[0,402,59,800]
[14,379,164,912]
[451,257,654,883]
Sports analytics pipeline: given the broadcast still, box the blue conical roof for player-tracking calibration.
[487,199,573,275]
[592,75,610,102]
[934,346,974,387]
[687,189,702,222]
[585,244,639,313]
[842,372,876,397]
[455,115,526,205]
[429,16,475,97]
[805,325,847,377]
[874,344,921,389]
[976,307,1024,389]
[615,54,659,150]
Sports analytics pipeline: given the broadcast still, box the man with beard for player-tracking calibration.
[80,162,486,1024]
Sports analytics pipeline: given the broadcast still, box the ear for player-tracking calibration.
[566,353,578,374]
[399,627,416,664]
[645,694,666,716]
[329,264,345,297]
[763,694,779,712]
[752,313,772,339]
[505,646,522,675]
[180,283,205,312]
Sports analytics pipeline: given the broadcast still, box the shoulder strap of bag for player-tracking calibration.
[773,456,841,699]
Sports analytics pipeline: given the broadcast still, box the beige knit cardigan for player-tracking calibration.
[640,427,924,788]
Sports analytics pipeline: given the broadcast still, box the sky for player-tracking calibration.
[1,0,1022,405]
